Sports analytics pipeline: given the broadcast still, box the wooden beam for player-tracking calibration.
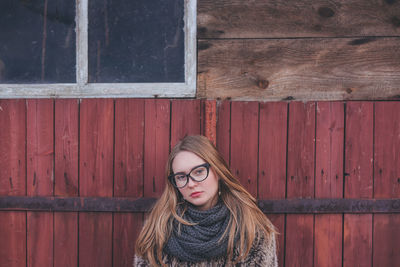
[198,0,400,38]
[1,196,399,213]
[197,38,400,101]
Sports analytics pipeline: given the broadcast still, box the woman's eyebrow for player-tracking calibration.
[173,163,206,174]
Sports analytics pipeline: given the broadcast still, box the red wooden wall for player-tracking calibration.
[0,99,399,267]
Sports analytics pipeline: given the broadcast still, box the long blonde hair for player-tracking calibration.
[135,135,277,266]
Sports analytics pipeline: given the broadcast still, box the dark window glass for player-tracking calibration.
[0,0,76,83]
[88,0,184,83]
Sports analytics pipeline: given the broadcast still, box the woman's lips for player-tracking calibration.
[190,191,202,198]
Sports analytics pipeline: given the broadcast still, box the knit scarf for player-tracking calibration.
[163,201,232,262]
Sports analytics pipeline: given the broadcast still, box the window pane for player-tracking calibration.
[0,0,76,83]
[88,0,185,83]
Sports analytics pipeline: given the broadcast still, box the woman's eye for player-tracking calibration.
[194,168,205,175]
[175,175,186,181]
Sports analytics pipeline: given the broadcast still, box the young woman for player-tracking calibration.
[134,135,278,267]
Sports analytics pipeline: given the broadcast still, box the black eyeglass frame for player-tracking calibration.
[168,162,211,188]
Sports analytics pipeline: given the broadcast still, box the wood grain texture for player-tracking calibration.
[373,102,400,267]
[79,212,112,267]
[113,213,143,267]
[27,99,54,196]
[54,212,77,267]
[114,99,145,197]
[374,101,400,198]
[345,102,374,198]
[258,102,287,199]
[373,214,400,267]
[80,99,114,197]
[344,214,373,267]
[27,212,53,267]
[54,100,79,267]
[203,100,217,145]
[197,38,400,101]
[315,102,344,198]
[198,0,400,38]
[230,101,259,197]
[170,100,201,148]
[0,211,26,267]
[287,102,315,198]
[314,103,344,267]
[216,100,230,165]
[0,100,26,196]
[285,214,314,267]
[144,99,170,197]
[55,99,79,197]
[314,214,342,267]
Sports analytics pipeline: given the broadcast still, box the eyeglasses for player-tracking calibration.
[169,163,210,188]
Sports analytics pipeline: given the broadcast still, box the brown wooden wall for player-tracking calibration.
[1,99,399,267]
[197,0,400,101]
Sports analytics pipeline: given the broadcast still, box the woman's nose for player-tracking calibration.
[186,176,197,188]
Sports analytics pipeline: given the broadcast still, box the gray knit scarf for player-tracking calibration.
[163,201,232,262]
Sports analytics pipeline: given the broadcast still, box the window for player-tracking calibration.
[0,0,196,98]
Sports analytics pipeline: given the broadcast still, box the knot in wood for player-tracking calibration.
[257,79,269,89]
[318,7,335,18]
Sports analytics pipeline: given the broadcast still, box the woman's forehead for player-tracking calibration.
[172,151,206,173]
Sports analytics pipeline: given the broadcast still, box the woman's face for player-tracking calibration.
[172,151,219,211]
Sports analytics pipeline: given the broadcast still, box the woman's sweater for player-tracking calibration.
[133,233,278,267]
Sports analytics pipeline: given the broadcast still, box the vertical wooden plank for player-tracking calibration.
[0,212,26,267]
[259,102,287,199]
[314,102,344,267]
[55,99,79,196]
[79,99,113,267]
[27,99,54,196]
[230,101,258,197]
[373,214,400,267]
[315,102,344,198]
[373,102,400,267]
[26,99,54,267]
[344,102,373,198]
[0,100,26,196]
[314,214,342,267]
[114,99,144,267]
[259,102,287,267]
[27,212,53,267]
[115,99,145,198]
[54,212,78,267]
[79,212,112,267]
[344,101,373,267]
[285,214,314,267]
[343,214,373,267]
[287,101,315,198]
[203,100,217,146]
[286,102,315,267]
[144,99,170,198]
[374,102,400,198]
[79,98,114,197]
[54,99,79,267]
[170,99,201,147]
[113,213,143,267]
[216,100,230,165]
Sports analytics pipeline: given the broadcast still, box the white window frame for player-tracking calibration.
[0,0,196,98]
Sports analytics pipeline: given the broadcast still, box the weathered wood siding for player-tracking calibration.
[197,0,400,101]
[1,99,399,267]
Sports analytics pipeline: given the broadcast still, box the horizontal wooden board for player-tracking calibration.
[197,38,400,101]
[198,0,400,38]
[3,196,399,213]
